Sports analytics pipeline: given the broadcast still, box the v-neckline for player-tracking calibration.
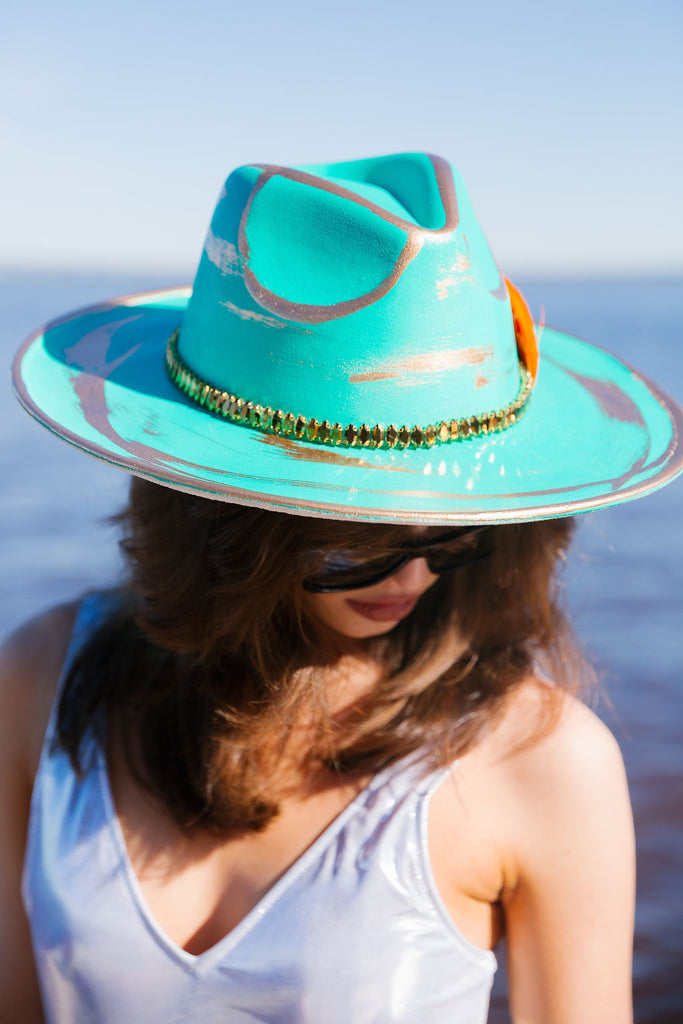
[96,744,417,972]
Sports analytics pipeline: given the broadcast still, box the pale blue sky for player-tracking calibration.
[3,0,682,275]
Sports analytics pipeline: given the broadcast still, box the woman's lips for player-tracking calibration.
[345,595,420,622]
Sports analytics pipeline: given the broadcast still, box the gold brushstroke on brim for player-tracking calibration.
[556,365,646,427]
[257,432,413,471]
[13,361,683,524]
[13,346,683,523]
[11,294,683,525]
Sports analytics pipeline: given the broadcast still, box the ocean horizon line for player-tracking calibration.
[2,264,683,287]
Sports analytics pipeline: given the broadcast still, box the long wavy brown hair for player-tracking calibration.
[58,477,585,834]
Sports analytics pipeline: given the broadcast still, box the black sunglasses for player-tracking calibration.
[303,526,492,593]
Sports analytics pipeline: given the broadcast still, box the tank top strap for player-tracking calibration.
[43,589,120,745]
[370,748,457,807]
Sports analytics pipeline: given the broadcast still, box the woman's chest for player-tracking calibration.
[27,739,499,1023]
[109,750,503,958]
[110,752,375,953]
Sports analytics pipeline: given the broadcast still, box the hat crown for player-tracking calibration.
[179,153,522,428]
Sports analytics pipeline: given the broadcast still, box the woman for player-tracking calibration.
[4,152,682,1023]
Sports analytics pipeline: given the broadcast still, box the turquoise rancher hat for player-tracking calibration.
[12,153,683,524]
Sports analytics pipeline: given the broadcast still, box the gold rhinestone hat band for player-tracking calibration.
[165,328,534,450]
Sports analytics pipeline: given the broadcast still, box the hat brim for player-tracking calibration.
[13,287,683,525]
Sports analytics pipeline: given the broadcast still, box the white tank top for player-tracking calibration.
[22,594,497,1023]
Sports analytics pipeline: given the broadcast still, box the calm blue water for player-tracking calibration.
[1,271,682,1022]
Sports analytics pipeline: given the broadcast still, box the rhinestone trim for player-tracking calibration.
[165,329,534,450]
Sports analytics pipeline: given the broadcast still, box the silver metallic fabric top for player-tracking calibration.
[23,594,497,1023]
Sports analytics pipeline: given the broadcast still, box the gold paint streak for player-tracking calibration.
[475,373,489,390]
[248,156,459,235]
[452,255,471,271]
[427,154,459,233]
[436,256,472,299]
[436,278,456,301]
[257,237,420,323]
[256,432,413,471]
[63,320,217,476]
[236,154,464,325]
[12,292,683,526]
[219,299,289,330]
[489,277,508,301]
[349,346,494,384]
[12,358,683,522]
[240,222,422,325]
[561,367,646,427]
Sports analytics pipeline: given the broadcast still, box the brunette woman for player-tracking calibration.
[4,153,682,1023]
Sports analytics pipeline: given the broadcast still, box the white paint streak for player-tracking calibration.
[220,299,288,330]
[435,255,473,299]
[204,228,241,276]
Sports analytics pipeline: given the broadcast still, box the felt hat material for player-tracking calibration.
[13,153,683,523]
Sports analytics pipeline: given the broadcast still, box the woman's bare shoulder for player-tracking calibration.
[0,602,79,782]
[443,677,628,826]
[444,679,629,860]
[466,678,632,879]
[462,683,634,1020]
[483,678,625,784]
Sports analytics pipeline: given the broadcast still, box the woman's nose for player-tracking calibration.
[390,556,437,590]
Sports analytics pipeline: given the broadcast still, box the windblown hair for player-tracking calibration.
[58,477,585,834]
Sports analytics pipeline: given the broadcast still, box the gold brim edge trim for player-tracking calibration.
[165,328,534,451]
